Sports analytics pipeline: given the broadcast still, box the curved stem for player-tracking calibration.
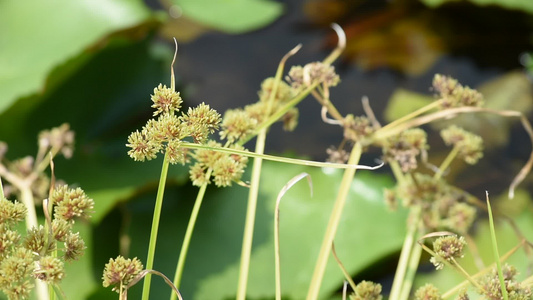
[434,146,459,180]
[142,151,171,300]
[170,169,212,300]
[306,142,363,300]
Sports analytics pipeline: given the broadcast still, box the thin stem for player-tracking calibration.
[389,206,421,300]
[141,151,171,300]
[181,142,381,171]
[398,235,423,300]
[306,142,363,300]
[486,191,509,300]
[170,169,212,300]
[236,129,266,300]
[379,100,442,134]
[434,146,459,180]
[331,243,358,292]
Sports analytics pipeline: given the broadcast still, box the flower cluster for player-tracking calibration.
[477,264,531,299]
[440,125,484,165]
[433,74,484,109]
[382,128,428,172]
[0,182,92,298]
[343,115,376,143]
[127,84,221,164]
[102,256,143,293]
[189,141,248,187]
[394,173,477,232]
[414,283,441,300]
[286,62,340,92]
[350,280,383,300]
[429,235,466,270]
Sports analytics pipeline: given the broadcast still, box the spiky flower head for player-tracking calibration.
[440,125,483,165]
[258,77,294,104]
[286,62,340,92]
[383,128,428,172]
[23,225,51,256]
[52,186,94,221]
[441,202,476,234]
[180,103,221,144]
[102,256,143,292]
[430,235,466,270]
[126,130,161,162]
[220,109,258,143]
[415,283,442,300]
[151,84,182,116]
[34,256,64,284]
[350,281,382,300]
[38,123,75,159]
[478,264,531,300]
[0,225,20,258]
[51,219,72,242]
[343,115,375,143]
[0,247,34,299]
[0,198,26,226]
[433,74,483,109]
[63,232,85,262]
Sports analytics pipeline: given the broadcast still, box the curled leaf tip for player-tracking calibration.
[331,23,346,51]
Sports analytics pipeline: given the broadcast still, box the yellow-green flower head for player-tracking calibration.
[151,84,182,116]
[0,198,26,226]
[180,103,222,144]
[38,123,75,159]
[52,186,94,222]
[383,128,428,172]
[442,202,476,234]
[102,256,143,292]
[433,74,484,108]
[126,130,162,162]
[350,281,382,300]
[430,235,466,270]
[440,125,483,164]
[415,284,441,300]
[258,77,294,104]
[286,62,340,92]
[478,264,532,299]
[0,247,34,299]
[220,109,258,143]
[34,256,64,284]
[63,232,85,261]
[343,114,375,143]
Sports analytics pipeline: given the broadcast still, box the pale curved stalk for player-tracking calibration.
[274,173,313,300]
[170,169,212,300]
[331,243,357,292]
[181,142,382,171]
[142,151,171,300]
[398,236,423,300]
[306,142,362,300]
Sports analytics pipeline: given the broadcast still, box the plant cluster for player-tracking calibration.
[0,125,93,300]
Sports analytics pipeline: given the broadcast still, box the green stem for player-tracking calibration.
[398,232,423,300]
[379,101,442,134]
[389,206,421,300]
[434,146,459,180]
[236,129,267,300]
[306,142,363,300]
[141,151,171,300]
[486,192,508,300]
[170,169,212,300]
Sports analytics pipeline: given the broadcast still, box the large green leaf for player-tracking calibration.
[172,0,284,34]
[421,0,533,13]
[0,0,154,114]
[114,161,407,299]
[0,37,188,224]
